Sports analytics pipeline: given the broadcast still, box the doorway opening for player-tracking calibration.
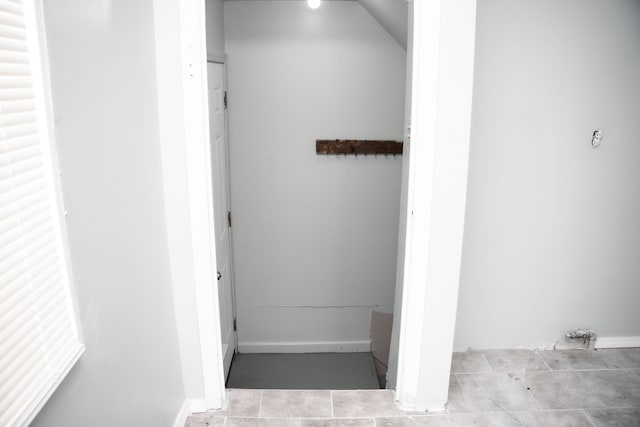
[205,0,407,391]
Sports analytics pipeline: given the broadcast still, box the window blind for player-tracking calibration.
[0,1,83,425]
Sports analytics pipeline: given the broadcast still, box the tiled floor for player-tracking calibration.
[187,349,640,426]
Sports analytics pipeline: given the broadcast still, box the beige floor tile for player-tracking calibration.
[260,390,332,418]
[515,410,592,426]
[448,411,521,426]
[525,371,605,410]
[332,390,405,417]
[446,374,478,412]
[598,348,640,369]
[481,350,549,372]
[376,416,449,426]
[451,351,491,373]
[576,369,640,408]
[584,408,640,426]
[225,417,301,427]
[204,389,262,417]
[539,350,608,370]
[186,415,225,427]
[301,419,374,427]
[455,372,540,412]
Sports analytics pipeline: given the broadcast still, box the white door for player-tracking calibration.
[207,62,236,379]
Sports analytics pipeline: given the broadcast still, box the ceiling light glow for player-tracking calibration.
[308,0,321,10]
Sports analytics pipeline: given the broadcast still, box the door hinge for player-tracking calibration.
[223,91,228,109]
[227,211,232,228]
[233,318,237,331]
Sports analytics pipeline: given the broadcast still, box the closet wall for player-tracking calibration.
[223,0,406,351]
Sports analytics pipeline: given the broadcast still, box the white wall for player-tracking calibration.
[32,1,186,425]
[206,0,225,56]
[454,0,640,350]
[224,1,406,350]
[357,0,408,49]
[387,0,413,389]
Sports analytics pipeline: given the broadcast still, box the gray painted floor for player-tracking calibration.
[189,348,640,426]
[226,352,380,390]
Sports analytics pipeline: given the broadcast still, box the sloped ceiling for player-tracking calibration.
[223,0,408,50]
[357,0,407,49]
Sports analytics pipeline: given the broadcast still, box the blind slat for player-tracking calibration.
[0,11,26,25]
[0,261,59,313]
[0,358,50,420]
[0,74,31,88]
[0,110,36,126]
[0,276,64,361]
[0,155,43,185]
[0,51,29,65]
[0,23,26,40]
[0,170,46,199]
[0,196,43,233]
[0,87,32,101]
[0,97,35,113]
[0,322,44,385]
[0,121,38,139]
[0,239,59,300]
[0,61,29,75]
[0,319,41,376]
[0,184,48,212]
[0,36,27,52]
[0,3,24,18]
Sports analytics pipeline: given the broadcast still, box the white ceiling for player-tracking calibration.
[222,0,407,50]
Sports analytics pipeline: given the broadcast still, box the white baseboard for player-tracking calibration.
[187,398,207,414]
[238,340,371,353]
[172,400,191,427]
[595,336,640,349]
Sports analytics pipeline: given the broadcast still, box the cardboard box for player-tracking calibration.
[370,310,393,387]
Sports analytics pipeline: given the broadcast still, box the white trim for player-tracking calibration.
[394,0,477,411]
[155,0,203,402]
[238,340,372,353]
[30,0,84,338]
[595,337,640,349]
[394,0,442,409]
[179,0,226,410]
[172,401,192,427]
[21,346,85,426]
[14,2,86,425]
[188,398,208,414]
[386,0,415,391]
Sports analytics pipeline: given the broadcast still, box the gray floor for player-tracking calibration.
[226,352,381,390]
[189,348,640,426]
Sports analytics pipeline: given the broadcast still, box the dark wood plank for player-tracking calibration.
[316,139,403,155]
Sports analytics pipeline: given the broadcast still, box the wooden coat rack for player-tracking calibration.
[316,139,403,156]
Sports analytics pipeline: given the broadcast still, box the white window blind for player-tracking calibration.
[0,1,83,425]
